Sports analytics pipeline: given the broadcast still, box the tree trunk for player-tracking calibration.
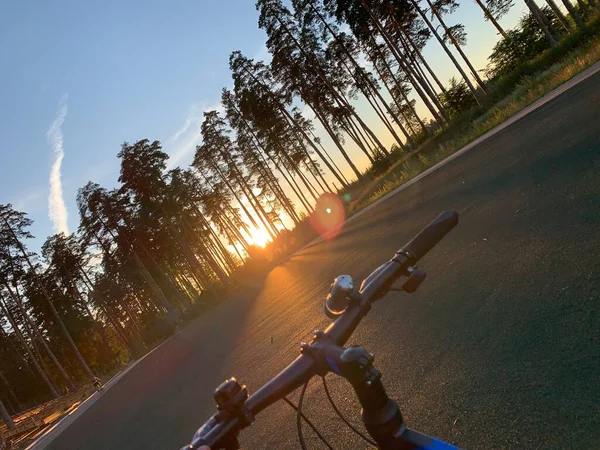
[246,69,362,182]
[168,214,229,285]
[305,0,412,148]
[366,14,449,124]
[3,219,95,379]
[4,282,78,391]
[426,0,488,93]
[560,0,584,27]
[408,49,440,99]
[273,98,354,185]
[309,129,350,186]
[0,324,36,380]
[371,58,419,137]
[424,0,488,96]
[401,29,448,94]
[131,249,176,317]
[369,39,429,135]
[76,261,145,358]
[408,0,484,105]
[0,297,60,398]
[94,211,179,322]
[0,369,22,413]
[274,15,390,158]
[209,161,267,235]
[0,400,15,430]
[524,0,559,46]
[312,106,365,181]
[279,161,315,213]
[241,123,313,219]
[473,0,510,37]
[101,305,139,357]
[545,0,572,31]
[340,113,379,160]
[225,154,281,239]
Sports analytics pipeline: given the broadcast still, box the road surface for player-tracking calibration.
[47,72,600,449]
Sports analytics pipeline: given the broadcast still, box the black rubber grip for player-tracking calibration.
[399,211,458,263]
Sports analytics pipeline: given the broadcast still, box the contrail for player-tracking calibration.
[47,95,69,235]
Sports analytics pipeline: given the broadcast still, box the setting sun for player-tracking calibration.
[249,227,270,248]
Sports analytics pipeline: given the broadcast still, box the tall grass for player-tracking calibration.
[347,32,600,216]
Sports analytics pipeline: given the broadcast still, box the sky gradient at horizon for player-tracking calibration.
[0,0,529,250]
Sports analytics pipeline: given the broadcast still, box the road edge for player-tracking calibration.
[297,59,600,252]
[23,58,600,450]
[25,362,137,450]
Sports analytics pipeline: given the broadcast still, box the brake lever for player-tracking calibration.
[388,267,427,294]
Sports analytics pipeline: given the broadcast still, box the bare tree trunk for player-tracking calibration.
[131,250,175,316]
[339,114,378,161]
[3,218,95,379]
[371,58,418,137]
[276,99,360,183]
[409,0,484,104]
[0,324,36,380]
[305,0,412,149]
[425,0,488,94]
[545,0,572,31]
[0,400,15,429]
[4,282,78,391]
[473,0,510,37]
[273,15,390,158]
[0,369,22,412]
[368,39,429,135]
[100,305,138,357]
[311,107,365,181]
[230,105,322,217]
[0,297,60,398]
[309,129,351,186]
[396,25,448,95]
[209,161,269,236]
[524,0,559,46]
[366,13,449,123]
[561,0,584,27]
[280,162,315,212]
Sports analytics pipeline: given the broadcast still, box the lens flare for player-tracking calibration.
[309,193,345,239]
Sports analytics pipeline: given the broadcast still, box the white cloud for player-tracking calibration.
[165,101,225,169]
[47,94,69,235]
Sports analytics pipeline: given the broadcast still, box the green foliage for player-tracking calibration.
[438,77,477,118]
[486,7,567,80]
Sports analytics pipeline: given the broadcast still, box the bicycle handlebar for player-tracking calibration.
[186,211,459,450]
[399,211,459,264]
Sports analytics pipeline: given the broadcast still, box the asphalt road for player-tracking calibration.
[47,72,600,450]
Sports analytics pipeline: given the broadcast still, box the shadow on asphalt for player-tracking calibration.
[46,71,600,450]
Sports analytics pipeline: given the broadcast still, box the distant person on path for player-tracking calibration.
[91,376,103,392]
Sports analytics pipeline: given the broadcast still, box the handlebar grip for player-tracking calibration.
[399,211,458,263]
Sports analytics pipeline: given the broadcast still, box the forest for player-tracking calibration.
[1,0,599,424]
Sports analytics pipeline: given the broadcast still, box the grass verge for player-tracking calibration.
[347,34,600,215]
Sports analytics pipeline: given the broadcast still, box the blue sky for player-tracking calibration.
[0,0,530,251]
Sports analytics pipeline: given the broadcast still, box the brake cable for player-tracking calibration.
[321,375,377,447]
[282,380,333,450]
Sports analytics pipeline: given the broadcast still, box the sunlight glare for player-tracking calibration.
[249,227,270,248]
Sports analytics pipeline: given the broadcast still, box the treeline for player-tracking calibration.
[2,0,598,418]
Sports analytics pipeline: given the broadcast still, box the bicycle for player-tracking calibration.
[182,211,460,449]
